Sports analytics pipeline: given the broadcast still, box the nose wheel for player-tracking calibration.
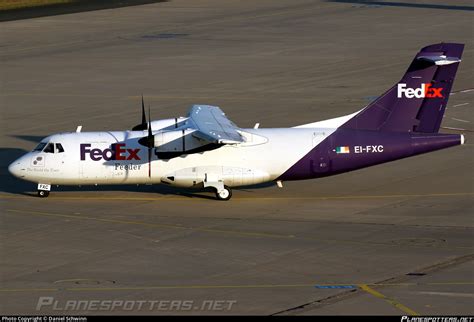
[37,190,49,198]
[215,186,232,201]
[37,183,51,198]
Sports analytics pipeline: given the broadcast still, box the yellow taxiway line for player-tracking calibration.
[359,284,419,316]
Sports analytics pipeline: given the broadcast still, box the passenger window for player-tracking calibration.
[56,143,64,153]
[43,143,55,153]
[33,142,47,151]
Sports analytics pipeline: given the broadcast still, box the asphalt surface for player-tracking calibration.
[0,0,167,22]
[0,0,473,315]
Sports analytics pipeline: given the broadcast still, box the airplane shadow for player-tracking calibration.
[0,147,274,200]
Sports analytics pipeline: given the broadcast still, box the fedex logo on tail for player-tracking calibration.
[397,83,443,99]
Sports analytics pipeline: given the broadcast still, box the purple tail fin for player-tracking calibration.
[342,43,464,133]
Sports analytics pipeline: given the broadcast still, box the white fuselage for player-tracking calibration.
[9,126,336,188]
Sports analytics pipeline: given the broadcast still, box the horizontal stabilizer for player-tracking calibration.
[417,54,461,66]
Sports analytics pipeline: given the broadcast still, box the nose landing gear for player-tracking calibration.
[37,190,50,198]
[37,183,51,198]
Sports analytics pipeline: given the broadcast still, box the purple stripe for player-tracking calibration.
[278,129,461,181]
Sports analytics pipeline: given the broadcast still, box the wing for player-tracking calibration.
[187,105,245,144]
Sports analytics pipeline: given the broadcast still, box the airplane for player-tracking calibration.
[8,43,465,200]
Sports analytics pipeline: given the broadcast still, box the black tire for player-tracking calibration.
[215,186,232,201]
[37,190,49,198]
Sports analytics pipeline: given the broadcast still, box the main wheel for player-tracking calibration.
[215,186,232,201]
[37,190,49,198]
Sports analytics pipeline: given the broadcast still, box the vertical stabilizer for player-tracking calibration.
[341,43,464,133]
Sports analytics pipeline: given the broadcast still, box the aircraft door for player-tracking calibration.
[53,143,67,176]
[36,142,66,176]
[78,143,114,181]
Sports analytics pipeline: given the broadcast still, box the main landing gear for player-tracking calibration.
[202,174,232,201]
[215,186,232,201]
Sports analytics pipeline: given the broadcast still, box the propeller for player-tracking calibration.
[132,95,148,131]
[138,107,154,178]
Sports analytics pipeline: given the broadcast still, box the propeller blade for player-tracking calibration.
[148,106,152,178]
[138,106,153,177]
[148,106,152,139]
[137,105,153,148]
[148,146,152,178]
[132,95,148,131]
[141,94,146,125]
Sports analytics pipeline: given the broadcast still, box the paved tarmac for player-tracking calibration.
[0,0,473,315]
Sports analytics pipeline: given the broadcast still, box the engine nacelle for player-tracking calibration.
[161,166,270,188]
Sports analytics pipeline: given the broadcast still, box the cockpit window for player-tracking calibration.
[33,143,47,151]
[43,143,55,153]
[56,143,64,153]
[33,142,65,153]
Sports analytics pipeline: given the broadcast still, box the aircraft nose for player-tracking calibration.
[8,158,26,178]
